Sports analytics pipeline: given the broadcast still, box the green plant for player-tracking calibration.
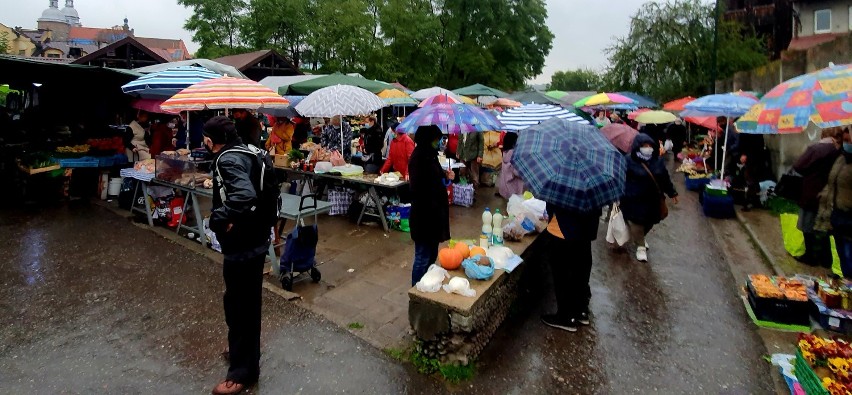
[384,347,407,361]
[347,322,364,330]
[439,363,475,384]
[410,349,440,375]
[288,148,305,161]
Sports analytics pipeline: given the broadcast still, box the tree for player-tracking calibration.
[0,32,9,55]
[241,0,313,68]
[602,0,768,102]
[177,0,247,58]
[549,69,602,91]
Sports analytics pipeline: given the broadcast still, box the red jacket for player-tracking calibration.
[381,133,415,176]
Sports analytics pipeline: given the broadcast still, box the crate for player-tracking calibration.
[58,157,99,168]
[702,190,735,218]
[795,349,830,395]
[809,288,852,335]
[745,281,811,325]
[684,175,711,191]
[18,163,61,175]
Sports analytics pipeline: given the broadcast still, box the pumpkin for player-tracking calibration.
[439,248,463,270]
[454,242,471,259]
[469,246,487,257]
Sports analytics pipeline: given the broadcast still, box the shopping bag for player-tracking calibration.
[780,213,805,258]
[330,150,345,166]
[605,203,629,246]
[328,187,353,216]
[452,183,475,207]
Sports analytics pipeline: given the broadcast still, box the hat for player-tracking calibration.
[389,121,402,133]
[203,116,236,144]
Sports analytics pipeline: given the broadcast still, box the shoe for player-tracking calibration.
[577,312,590,326]
[221,347,229,362]
[541,314,578,332]
[636,247,648,262]
[211,380,245,395]
[644,241,649,251]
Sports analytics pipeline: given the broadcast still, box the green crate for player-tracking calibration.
[704,185,729,197]
[796,349,830,395]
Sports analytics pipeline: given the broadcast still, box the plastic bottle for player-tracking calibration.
[492,209,504,245]
[481,208,493,241]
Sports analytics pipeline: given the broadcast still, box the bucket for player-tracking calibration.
[108,178,123,197]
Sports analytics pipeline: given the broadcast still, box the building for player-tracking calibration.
[724,0,795,59]
[214,50,301,81]
[0,23,39,57]
[789,0,852,50]
[72,36,168,69]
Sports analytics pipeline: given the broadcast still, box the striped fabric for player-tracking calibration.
[121,66,221,99]
[294,84,386,117]
[497,104,589,130]
[160,76,290,113]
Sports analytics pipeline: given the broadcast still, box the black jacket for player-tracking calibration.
[211,142,270,258]
[793,140,840,210]
[235,116,263,148]
[621,134,678,226]
[408,131,450,244]
[362,125,385,166]
[549,205,602,241]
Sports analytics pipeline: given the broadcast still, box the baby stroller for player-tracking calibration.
[278,195,322,291]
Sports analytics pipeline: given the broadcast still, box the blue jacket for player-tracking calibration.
[620,134,678,226]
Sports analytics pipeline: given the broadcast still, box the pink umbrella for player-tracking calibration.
[418,94,462,107]
[132,98,177,114]
[600,123,639,152]
[628,108,650,120]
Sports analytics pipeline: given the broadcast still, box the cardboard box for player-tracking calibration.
[273,154,289,168]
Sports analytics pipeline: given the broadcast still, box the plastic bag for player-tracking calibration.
[605,203,629,246]
[461,256,495,280]
[780,213,805,258]
[664,139,673,152]
[330,150,345,166]
[442,277,476,297]
[416,264,449,293]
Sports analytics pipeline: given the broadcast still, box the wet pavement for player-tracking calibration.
[0,174,774,393]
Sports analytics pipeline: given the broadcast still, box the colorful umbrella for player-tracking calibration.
[160,76,290,113]
[131,98,172,114]
[459,95,478,105]
[617,91,659,108]
[497,104,590,131]
[418,94,462,107]
[573,92,636,108]
[684,115,720,131]
[511,118,625,211]
[732,90,760,101]
[663,96,696,112]
[395,103,504,134]
[122,66,222,99]
[600,123,639,152]
[628,108,651,121]
[491,98,522,108]
[635,110,677,125]
[411,87,462,101]
[545,90,569,100]
[683,93,757,118]
[378,89,419,106]
[285,72,394,95]
[736,63,852,134]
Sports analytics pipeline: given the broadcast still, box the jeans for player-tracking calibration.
[412,241,439,286]
[542,233,593,319]
[223,252,265,384]
[837,235,852,278]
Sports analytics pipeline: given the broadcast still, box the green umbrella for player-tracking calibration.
[545,90,569,99]
[453,83,509,98]
[286,72,395,95]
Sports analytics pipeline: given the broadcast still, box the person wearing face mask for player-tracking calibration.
[620,133,679,262]
[321,115,353,162]
[361,116,385,174]
[124,110,151,161]
[408,125,455,285]
[815,128,852,277]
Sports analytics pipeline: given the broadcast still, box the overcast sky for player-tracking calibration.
[1,0,650,84]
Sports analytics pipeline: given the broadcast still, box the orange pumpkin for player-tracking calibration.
[454,242,471,259]
[469,246,487,257]
[439,248,463,270]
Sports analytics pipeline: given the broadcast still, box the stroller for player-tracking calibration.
[278,194,322,291]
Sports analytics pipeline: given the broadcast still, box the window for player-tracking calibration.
[46,53,60,58]
[815,9,832,33]
[18,50,25,55]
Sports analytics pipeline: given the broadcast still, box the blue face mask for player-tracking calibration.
[844,142,852,154]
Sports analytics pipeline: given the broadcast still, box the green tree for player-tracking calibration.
[602,0,767,102]
[177,0,247,58]
[373,0,443,89]
[549,69,602,91]
[241,0,313,67]
[0,32,9,55]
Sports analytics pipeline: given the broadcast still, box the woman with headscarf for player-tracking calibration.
[497,132,524,199]
[265,117,294,154]
[620,133,679,262]
[408,125,455,285]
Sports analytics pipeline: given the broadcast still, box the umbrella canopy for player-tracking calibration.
[121,66,222,99]
[491,98,521,108]
[573,92,636,107]
[508,90,562,105]
[453,83,509,98]
[160,76,289,113]
[684,115,720,131]
[411,87,461,101]
[133,59,246,79]
[131,98,172,114]
[617,91,659,108]
[684,93,758,117]
[635,110,677,125]
[628,108,651,121]
[511,118,625,211]
[662,96,696,112]
[545,90,569,100]
[294,84,385,117]
[477,95,499,106]
[396,103,504,134]
[282,95,306,108]
[600,123,639,152]
[285,72,394,95]
[731,90,760,101]
[419,94,462,107]
[736,63,852,134]
[390,82,413,94]
[258,106,299,118]
[497,103,590,130]
[378,89,419,106]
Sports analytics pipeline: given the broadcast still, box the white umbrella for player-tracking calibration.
[497,104,590,131]
[411,87,462,101]
[295,84,386,157]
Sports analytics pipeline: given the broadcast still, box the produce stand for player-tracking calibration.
[152,178,211,244]
[745,274,810,325]
[795,333,852,394]
[808,279,852,335]
[120,168,156,227]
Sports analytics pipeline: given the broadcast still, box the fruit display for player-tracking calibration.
[748,274,808,301]
[56,144,90,154]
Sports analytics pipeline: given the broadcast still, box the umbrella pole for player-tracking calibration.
[720,117,730,181]
[340,114,345,163]
[186,111,191,149]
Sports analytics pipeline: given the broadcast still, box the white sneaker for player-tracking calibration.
[636,247,648,262]
[644,241,649,251]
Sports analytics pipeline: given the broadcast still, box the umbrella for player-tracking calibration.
[133,59,246,79]
[411,87,462,101]
[477,95,499,106]
[453,83,509,98]
[390,82,413,94]
[295,84,386,156]
[395,103,504,134]
[508,90,562,105]
[736,63,852,134]
[285,72,394,95]
[511,118,625,211]
[160,76,290,113]
[545,90,569,100]
[600,123,639,152]
[635,110,677,125]
[121,66,221,99]
[617,91,659,108]
[282,95,306,108]
[628,108,651,121]
[573,92,636,107]
[378,89,419,106]
[418,94,462,107]
[732,90,760,101]
[497,103,590,131]
[490,98,521,108]
[131,98,172,114]
[685,93,759,179]
[684,115,720,131]
[258,106,299,118]
[662,96,696,112]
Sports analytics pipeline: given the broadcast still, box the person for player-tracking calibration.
[609,113,624,125]
[482,130,503,186]
[727,154,761,210]
[408,125,454,285]
[361,116,385,174]
[595,111,611,127]
[321,115,353,162]
[456,131,484,188]
[620,133,679,262]
[498,132,524,199]
[666,118,688,161]
[265,117,294,154]
[816,128,852,277]
[203,116,273,395]
[148,116,176,157]
[380,122,415,179]
[233,109,262,147]
[124,111,151,161]
[640,123,665,148]
[291,116,311,149]
[793,128,842,267]
[382,123,396,158]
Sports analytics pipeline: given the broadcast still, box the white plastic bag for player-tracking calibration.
[605,203,629,246]
[442,277,476,297]
[663,139,674,152]
[416,264,449,293]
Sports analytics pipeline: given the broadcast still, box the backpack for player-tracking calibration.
[215,144,282,228]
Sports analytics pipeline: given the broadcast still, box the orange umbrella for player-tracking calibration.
[684,115,720,131]
[662,96,696,112]
[160,76,289,113]
[492,98,521,108]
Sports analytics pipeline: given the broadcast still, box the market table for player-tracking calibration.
[151,179,212,244]
[120,168,156,227]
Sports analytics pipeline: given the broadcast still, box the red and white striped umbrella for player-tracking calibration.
[160,76,289,113]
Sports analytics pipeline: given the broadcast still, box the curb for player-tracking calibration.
[735,210,786,276]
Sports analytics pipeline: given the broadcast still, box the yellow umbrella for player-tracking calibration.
[635,110,678,125]
[573,92,636,107]
[377,89,411,99]
[459,95,478,105]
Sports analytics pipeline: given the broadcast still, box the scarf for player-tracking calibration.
[636,150,653,161]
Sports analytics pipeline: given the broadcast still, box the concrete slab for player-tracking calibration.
[736,208,830,277]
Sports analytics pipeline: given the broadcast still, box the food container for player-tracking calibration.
[155,154,212,189]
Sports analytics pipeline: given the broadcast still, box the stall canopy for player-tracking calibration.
[452,83,509,98]
[285,72,394,95]
[133,59,246,79]
[508,90,562,105]
[261,75,323,94]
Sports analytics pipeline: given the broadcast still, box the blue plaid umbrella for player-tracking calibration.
[511,118,625,211]
[121,66,221,99]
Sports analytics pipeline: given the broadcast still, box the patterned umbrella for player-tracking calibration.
[684,93,757,118]
[662,96,696,112]
[418,94,462,107]
[395,103,504,134]
[511,118,625,211]
[735,63,852,134]
[160,76,289,113]
[296,84,386,156]
[497,103,590,131]
[600,123,639,153]
[573,92,636,107]
[123,66,223,99]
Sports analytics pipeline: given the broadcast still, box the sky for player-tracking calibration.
[1,0,650,85]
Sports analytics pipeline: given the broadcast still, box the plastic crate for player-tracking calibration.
[702,190,735,218]
[795,349,830,395]
[58,157,99,168]
[684,175,711,191]
[809,288,852,335]
[745,280,811,325]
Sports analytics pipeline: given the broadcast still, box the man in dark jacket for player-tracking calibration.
[361,116,385,174]
[665,119,688,161]
[233,109,263,148]
[204,116,270,395]
[793,129,841,267]
[408,125,454,285]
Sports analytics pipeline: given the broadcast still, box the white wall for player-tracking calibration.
[796,0,852,36]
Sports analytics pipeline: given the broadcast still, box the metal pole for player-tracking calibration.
[711,0,720,94]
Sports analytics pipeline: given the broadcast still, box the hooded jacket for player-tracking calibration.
[408,126,451,243]
[380,132,415,176]
[620,133,678,225]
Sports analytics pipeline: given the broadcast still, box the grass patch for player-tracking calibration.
[347,322,364,330]
[410,345,475,382]
[384,347,407,361]
[411,349,440,374]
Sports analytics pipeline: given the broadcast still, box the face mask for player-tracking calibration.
[639,147,654,157]
[844,142,852,154]
[167,123,176,129]
[737,163,745,169]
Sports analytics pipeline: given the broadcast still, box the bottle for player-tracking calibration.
[492,209,504,245]
[481,208,493,241]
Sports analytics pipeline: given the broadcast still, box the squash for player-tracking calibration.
[454,242,471,259]
[469,246,487,257]
[439,248,463,270]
